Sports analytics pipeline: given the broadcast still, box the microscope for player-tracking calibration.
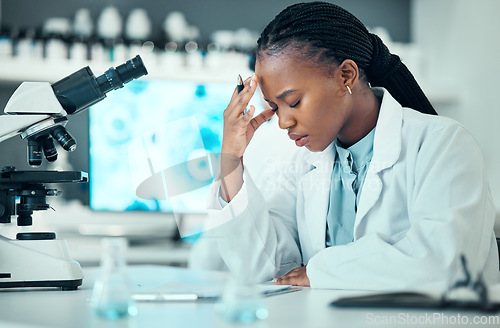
[0,56,148,290]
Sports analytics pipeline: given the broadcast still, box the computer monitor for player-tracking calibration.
[88,78,265,215]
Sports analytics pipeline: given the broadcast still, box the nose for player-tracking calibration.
[277,108,295,130]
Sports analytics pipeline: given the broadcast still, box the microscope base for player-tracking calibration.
[0,278,82,290]
[0,234,83,290]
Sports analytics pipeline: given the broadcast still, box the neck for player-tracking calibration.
[337,87,381,148]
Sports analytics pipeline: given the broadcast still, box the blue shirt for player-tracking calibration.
[325,127,375,246]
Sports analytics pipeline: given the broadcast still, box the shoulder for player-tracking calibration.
[400,108,483,162]
[376,87,475,144]
[401,108,476,144]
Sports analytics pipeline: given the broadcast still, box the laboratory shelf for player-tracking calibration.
[0,57,458,105]
[0,56,252,84]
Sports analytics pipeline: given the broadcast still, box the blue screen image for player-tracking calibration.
[89,79,264,214]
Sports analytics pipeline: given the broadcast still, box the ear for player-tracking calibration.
[338,59,359,91]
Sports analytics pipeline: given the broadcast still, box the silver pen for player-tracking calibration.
[133,293,199,302]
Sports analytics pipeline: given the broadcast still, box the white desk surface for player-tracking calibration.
[0,265,498,328]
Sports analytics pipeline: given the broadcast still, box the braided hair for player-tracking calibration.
[256,2,437,115]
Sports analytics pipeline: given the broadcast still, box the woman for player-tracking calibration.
[203,2,499,290]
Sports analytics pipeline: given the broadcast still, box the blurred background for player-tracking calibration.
[0,0,498,267]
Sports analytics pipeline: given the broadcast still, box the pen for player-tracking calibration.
[132,293,200,302]
[237,74,248,114]
[237,74,244,93]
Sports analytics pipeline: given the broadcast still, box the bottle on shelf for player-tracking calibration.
[96,6,123,62]
[0,25,14,58]
[73,8,93,39]
[70,8,93,62]
[42,17,72,61]
[68,35,88,63]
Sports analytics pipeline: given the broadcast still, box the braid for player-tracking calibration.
[257,2,437,115]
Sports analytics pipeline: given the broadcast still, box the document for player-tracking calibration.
[132,281,298,302]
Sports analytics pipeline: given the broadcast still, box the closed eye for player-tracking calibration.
[290,100,301,108]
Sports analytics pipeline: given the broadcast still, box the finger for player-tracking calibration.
[248,108,275,132]
[243,105,256,119]
[273,275,297,286]
[282,270,302,279]
[243,73,258,91]
[276,274,309,286]
[280,267,305,279]
[227,74,258,119]
[224,87,244,118]
[273,277,286,285]
[272,269,296,285]
[259,107,275,121]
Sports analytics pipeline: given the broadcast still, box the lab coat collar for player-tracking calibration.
[353,88,403,237]
[301,142,335,253]
[370,88,402,173]
[304,142,335,169]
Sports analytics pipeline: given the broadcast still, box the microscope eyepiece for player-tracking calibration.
[51,55,148,115]
[96,55,148,94]
[119,55,149,80]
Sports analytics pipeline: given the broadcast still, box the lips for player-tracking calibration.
[288,133,309,147]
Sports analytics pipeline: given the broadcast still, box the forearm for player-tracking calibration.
[219,153,244,202]
[206,168,302,282]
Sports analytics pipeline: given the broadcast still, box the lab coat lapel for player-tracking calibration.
[300,144,335,253]
[354,89,403,238]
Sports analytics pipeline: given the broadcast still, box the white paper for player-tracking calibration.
[133,281,295,301]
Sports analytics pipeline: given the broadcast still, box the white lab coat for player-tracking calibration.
[202,88,500,290]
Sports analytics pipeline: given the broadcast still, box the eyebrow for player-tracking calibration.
[276,89,297,100]
[263,89,297,103]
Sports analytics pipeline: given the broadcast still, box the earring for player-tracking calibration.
[346,85,352,95]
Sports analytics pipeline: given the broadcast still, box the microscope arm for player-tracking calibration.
[0,81,67,142]
[0,114,51,143]
[4,82,66,115]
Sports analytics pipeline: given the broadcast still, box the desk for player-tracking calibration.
[0,266,498,328]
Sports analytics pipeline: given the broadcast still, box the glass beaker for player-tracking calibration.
[91,237,137,319]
